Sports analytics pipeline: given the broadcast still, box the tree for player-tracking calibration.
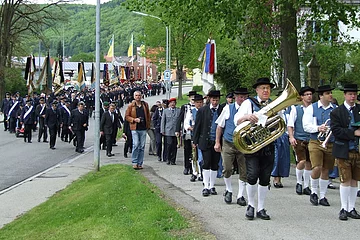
[70,52,96,62]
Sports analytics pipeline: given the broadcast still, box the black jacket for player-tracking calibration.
[45,107,61,129]
[100,111,119,135]
[20,105,36,125]
[70,109,89,131]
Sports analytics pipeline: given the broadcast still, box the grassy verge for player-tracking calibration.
[0,165,209,240]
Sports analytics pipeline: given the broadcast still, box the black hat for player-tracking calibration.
[207,90,223,97]
[341,83,359,92]
[162,99,169,104]
[39,97,45,101]
[187,90,198,96]
[52,101,58,105]
[26,99,32,103]
[226,92,234,99]
[252,77,275,89]
[299,86,315,95]
[233,87,250,95]
[5,92,10,96]
[316,85,335,93]
[193,94,205,101]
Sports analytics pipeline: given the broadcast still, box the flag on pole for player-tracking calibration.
[45,52,52,94]
[127,34,133,57]
[91,63,96,89]
[103,63,109,86]
[201,39,217,94]
[25,56,36,95]
[107,35,114,61]
[77,62,86,91]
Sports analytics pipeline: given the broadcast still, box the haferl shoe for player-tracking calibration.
[210,187,217,195]
[198,176,203,181]
[319,197,330,206]
[190,175,197,182]
[310,193,319,206]
[303,187,311,195]
[183,168,189,175]
[237,196,247,206]
[223,190,232,204]
[296,183,303,195]
[202,188,210,197]
[339,209,348,221]
[347,208,360,219]
[256,209,271,220]
[245,205,255,220]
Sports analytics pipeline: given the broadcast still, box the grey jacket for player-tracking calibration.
[161,107,180,136]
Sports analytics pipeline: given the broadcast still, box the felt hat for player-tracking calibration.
[187,90,198,96]
[341,83,359,92]
[233,87,250,95]
[299,86,315,95]
[207,90,223,97]
[316,85,335,93]
[193,94,205,101]
[252,77,275,89]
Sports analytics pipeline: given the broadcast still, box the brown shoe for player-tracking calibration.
[137,165,143,170]
[133,165,139,170]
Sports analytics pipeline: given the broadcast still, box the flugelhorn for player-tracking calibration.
[233,79,301,154]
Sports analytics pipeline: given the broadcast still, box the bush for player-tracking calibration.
[5,67,27,96]
[192,85,203,93]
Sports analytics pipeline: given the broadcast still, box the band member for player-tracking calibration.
[176,90,198,175]
[215,87,249,206]
[234,77,275,220]
[330,84,360,220]
[8,94,20,133]
[35,97,48,142]
[152,100,166,161]
[193,90,223,197]
[70,101,89,153]
[20,100,36,143]
[303,85,337,206]
[287,86,314,195]
[0,92,11,131]
[100,103,118,157]
[125,91,151,170]
[45,101,61,150]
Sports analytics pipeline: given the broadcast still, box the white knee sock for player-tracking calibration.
[304,170,311,188]
[349,187,358,210]
[340,185,350,211]
[246,184,257,208]
[311,177,319,194]
[209,170,217,189]
[296,168,304,184]
[258,185,269,211]
[319,179,329,199]
[202,169,210,189]
[224,177,232,192]
[237,180,246,199]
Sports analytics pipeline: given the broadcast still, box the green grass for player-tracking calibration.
[0,165,208,240]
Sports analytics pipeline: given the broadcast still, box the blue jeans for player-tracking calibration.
[131,130,147,166]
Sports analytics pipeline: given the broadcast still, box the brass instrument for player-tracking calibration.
[318,119,332,149]
[320,131,332,149]
[233,79,301,154]
[192,146,200,176]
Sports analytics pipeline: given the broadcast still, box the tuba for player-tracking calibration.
[233,79,301,154]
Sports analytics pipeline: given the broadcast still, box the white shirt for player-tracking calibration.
[287,104,310,128]
[184,108,197,131]
[216,102,240,128]
[302,101,335,133]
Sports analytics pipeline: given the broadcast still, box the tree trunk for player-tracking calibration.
[176,59,183,100]
[279,1,301,90]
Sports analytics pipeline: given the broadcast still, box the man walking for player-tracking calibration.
[100,103,118,157]
[45,101,61,150]
[20,100,36,143]
[70,102,89,153]
[36,97,48,142]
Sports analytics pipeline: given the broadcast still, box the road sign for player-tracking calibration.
[164,69,171,81]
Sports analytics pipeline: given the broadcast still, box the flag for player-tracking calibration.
[127,34,133,57]
[45,52,52,94]
[25,56,36,95]
[91,63,96,89]
[103,63,109,86]
[201,39,217,94]
[77,62,86,91]
[107,35,114,61]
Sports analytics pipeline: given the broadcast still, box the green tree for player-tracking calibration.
[71,52,96,62]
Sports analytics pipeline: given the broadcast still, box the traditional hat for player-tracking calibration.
[26,99,32,103]
[341,83,359,92]
[168,97,177,103]
[252,77,275,89]
[299,86,315,95]
[162,99,169,104]
[52,101,58,105]
[39,97,45,101]
[233,87,250,95]
[316,85,335,93]
[187,90,198,96]
[103,101,109,106]
[207,90,223,97]
[226,92,234,99]
[193,94,205,101]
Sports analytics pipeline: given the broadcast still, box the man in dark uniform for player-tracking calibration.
[20,100,36,143]
[70,101,89,153]
[60,100,72,142]
[100,103,118,157]
[45,101,61,149]
[8,94,20,133]
[0,92,11,131]
[100,101,110,150]
[35,97,48,142]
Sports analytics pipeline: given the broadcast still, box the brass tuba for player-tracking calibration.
[233,79,301,154]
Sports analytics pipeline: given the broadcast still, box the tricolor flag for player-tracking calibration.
[107,35,114,62]
[200,39,217,94]
[127,34,133,58]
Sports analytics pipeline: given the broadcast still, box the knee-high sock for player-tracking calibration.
[296,168,304,184]
[209,170,217,189]
[202,169,210,189]
[349,187,358,210]
[258,185,269,211]
[303,170,311,188]
[311,177,319,194]
[237,180,246,199]
[246,184,257,208]
[319,179,329,199]
[340,185,350,211]
[224,177,232,192]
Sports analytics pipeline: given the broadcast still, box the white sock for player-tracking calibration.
[237,180,246,199]
[319,179,329,199]
[209,170,217,189]
[349,187,358,210]
[340,185,350,211]
[246,184,257,208]
[311,177,319,194]
[202,170,210,189]
[224,177,232,192]
[304,170,312,188]
[296,168,304,184]
[258,185,269,211]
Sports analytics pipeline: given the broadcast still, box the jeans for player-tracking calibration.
[131,130,147,166]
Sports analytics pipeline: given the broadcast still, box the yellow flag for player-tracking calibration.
[107,36,114,58]
[127,34,133,57]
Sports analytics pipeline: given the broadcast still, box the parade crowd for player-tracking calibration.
[1,77,360,221]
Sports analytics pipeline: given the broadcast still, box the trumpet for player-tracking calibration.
[317,119,331,142]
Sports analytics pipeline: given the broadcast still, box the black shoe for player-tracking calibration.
[170,162,176,165]
[28,141,32,143]
[43,140,48,143]
[190,175,197,182]
[245,205,255,220]
[296,183,303,195]
[237,196,247,206]
[202,188,210,197]
[357,190,360,197]
[124,153,128,158]
[319,197,330,206]
[166,161,171,165]
[50,147,56,150]
[158,157,162,162]
[328,182,336,189]
[223,190,232,204]
[24,138,26,142]
[38,139,40,142]
[112,144,118,146]
[210,187,217,195]
[303,187,311,195]
[183,168,189,175]
[274,182,283,188]
[347,208,360,219]
[310,193,319,206]
[256,209,271,220]
[339,209,348,221]
[198,176,203,181]
[61,138,64,141]
[107,153,114,157]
